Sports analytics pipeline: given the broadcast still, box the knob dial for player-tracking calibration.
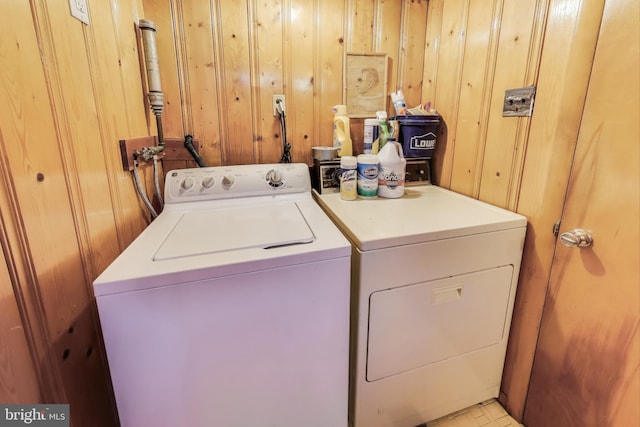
[180,176,195,191]
[266,169,284,187]
[201,175,215,189]
[222,175,235,189]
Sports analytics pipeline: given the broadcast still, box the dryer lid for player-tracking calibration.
[153,202,314,261]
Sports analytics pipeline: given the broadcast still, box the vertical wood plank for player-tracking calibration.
[102,0,156,245]
[181,0,223,166]
[422,0,443,105]
[0,1,117,424]
[85,0,150,262]
[36,0,122,275]
[448,0,497,196]
[477,0,539,208]
[219,0,256,164]
[0,241,41,403]
[430,0,466,187]
[255,0,285,164]
[400,0,428,108]
[289,0,318,162]
[315,0,347,145]
[377,0,402,107]
[505,0,548,211]
[85,0,149,251]
[143,0,187,138]
[349,0,375,53]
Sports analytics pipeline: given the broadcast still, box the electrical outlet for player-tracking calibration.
[69,0,90,25]
[273,95,285,116]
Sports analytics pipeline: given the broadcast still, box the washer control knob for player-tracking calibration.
[180,176,195,191]
[222,175,235,189]
[266,169,284,187]
[201,175,215,189]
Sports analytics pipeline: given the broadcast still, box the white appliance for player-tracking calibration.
[94,163,351,427]
[313,185,527,427]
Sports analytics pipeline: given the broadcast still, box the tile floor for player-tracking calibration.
[426,399,524,427]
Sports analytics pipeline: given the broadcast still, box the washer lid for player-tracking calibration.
[154,202,314,260]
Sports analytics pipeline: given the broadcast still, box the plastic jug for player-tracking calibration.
[332,105,352,157]
[377,140,406,198]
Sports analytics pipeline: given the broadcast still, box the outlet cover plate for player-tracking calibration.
[69,0,90,25]
[503,86,535,117]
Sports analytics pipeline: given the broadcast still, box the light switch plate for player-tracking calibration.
[503,86,535,117]
[69,0,90,25]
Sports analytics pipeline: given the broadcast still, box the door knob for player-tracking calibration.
[560,228,593,248]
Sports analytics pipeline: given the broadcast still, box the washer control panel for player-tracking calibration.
[164,163,311,204]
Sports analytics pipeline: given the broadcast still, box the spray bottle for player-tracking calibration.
[372,111,389,154]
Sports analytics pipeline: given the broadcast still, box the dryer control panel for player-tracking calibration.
[164,163,311,204]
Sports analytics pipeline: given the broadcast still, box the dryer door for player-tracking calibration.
[366,266,514,381]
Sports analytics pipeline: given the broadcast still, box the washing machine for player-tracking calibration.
[313,185,527,427]
[93,163,351,427]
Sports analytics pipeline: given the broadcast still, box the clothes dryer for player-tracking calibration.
[314,185,526,427]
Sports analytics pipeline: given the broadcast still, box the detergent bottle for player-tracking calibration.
[377,140,406,198]
[332,105,352,156]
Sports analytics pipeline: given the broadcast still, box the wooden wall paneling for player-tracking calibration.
[376,0,402,106]
[142,0,190,175]
[476,0,540,208]
[448,0,498,197]
[470,0,504,199]
[428,0,467,188]
[349,0,376,53]
[421,0,442,106]
[246,0,263,164]
[171,0,193,135]
[504,0,548,210]
[110,0,151,139]
[84,0,146,263]
[143,0,187,138]
[315,0,347,146]
[422,0,443,184]
[399,0,428,109]
[181,0,223,166]
[499,0,607,420]
[102,0,156,246]
[288,0,317,163]
[163,0,191,171]
[0,2,113,424]
[36,0,121,276]
[85,0,149,251]
[24,2,118,424]
[0,140,63,405]
[5,0,86,362]
[218,0,256,164]
[0,217,41,404]
[0,107,62,407]
[255,0,285,164]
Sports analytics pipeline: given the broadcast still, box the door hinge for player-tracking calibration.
[552,220,561,237]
